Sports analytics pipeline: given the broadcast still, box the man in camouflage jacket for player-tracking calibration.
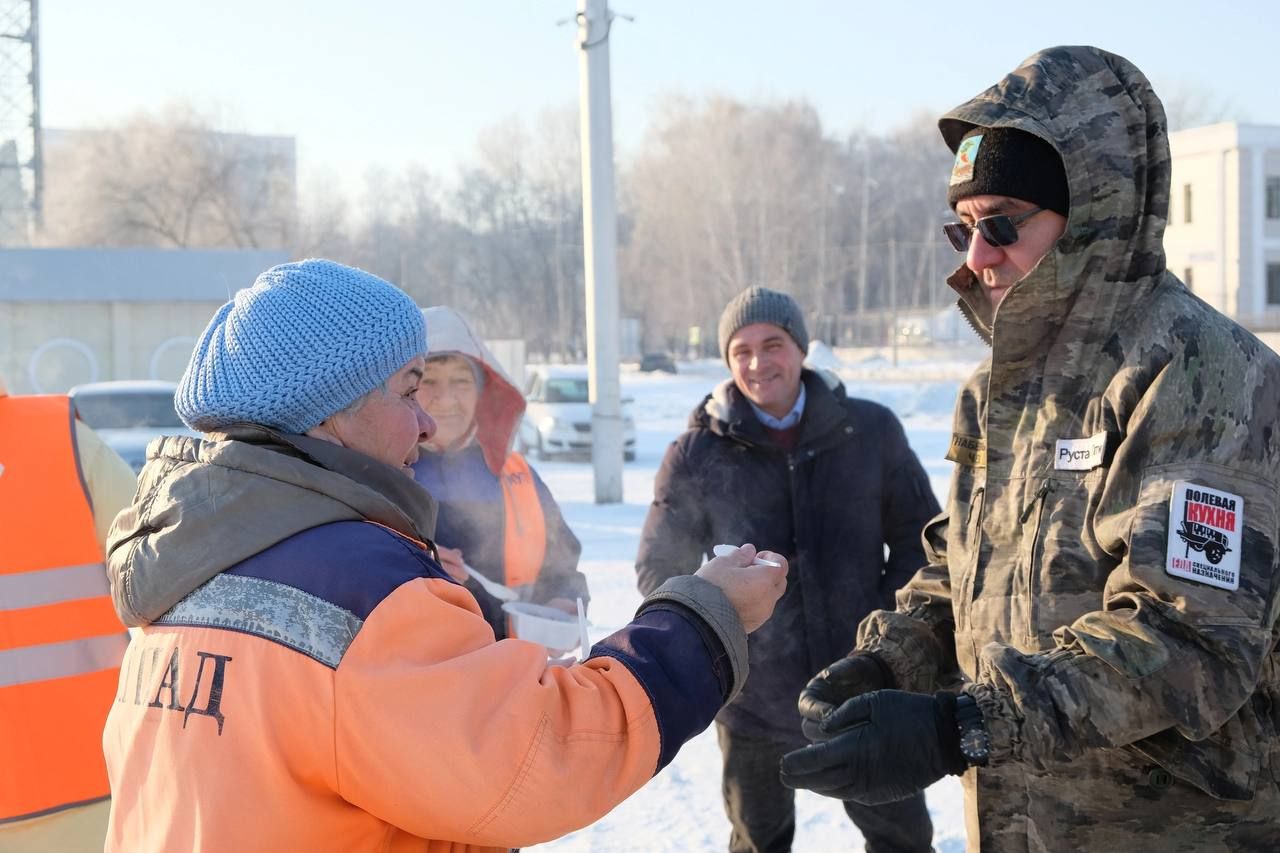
[781,45,1280,851]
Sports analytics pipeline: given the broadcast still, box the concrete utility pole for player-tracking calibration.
[889,238,899,366]
[576,0,623,503]
[855,139,870,343]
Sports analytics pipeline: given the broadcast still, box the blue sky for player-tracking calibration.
[40,1,1280,182]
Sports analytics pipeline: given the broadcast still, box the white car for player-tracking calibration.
[69,380,200,473]
[518,365,636,461]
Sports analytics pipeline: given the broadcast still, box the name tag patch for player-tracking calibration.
[1165,481,1243,591]
[946,434,986,468]
[1054,431,1111,471]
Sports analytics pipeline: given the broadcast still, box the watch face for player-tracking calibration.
[960,728,990,763]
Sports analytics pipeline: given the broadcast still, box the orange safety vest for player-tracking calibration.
[499,452,547,589]
[0,395,129,823]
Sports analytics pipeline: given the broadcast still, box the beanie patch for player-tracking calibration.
[946,126,1069,217]
[950,134,983,186]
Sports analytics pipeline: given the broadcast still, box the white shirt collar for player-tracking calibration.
[748,382,806,429]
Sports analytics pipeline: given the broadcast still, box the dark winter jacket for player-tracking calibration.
[858,46,1280,850]
[636,368,938,744]
[411,443,586,638]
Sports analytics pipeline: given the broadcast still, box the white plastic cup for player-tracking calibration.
[502,602,581,654]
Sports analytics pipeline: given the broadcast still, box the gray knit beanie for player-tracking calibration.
[718,286,809,361]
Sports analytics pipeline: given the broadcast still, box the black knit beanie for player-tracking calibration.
[947,126,1069,216]
[718,286,809,362]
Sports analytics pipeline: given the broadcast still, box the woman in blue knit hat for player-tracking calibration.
[98,258,788,851]
[411,306,588,641]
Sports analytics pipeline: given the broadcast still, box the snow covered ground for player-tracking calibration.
[526,349,983,852]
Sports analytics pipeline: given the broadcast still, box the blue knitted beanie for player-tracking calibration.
[176,259,427,434]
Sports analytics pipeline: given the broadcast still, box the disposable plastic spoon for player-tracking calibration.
[462,563,518,602]
[576,597,591,655]
[712,543,782,568]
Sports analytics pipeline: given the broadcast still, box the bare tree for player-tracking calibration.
[1161,81,1241,132]
[39,104,295,249]
[19,94,967,352]
[294,165,353,260]
[447,107,584,356]
[869,115,955,305]
[621,94,838,351]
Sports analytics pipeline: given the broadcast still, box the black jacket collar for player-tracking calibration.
[695,368,853,450]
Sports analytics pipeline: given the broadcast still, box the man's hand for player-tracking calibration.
[435,546,469,584]
[797,652,892,741]
[694,544,787,633]
[780,690,966,805]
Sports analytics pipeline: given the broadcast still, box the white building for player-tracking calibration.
[0,247,288,394]
[1165,122,1280,330]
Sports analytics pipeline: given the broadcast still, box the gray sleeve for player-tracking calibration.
[638,574,749,702]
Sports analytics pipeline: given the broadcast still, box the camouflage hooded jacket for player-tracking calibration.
[857,46,1280,802]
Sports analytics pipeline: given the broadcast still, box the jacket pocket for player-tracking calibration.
[1018,478,1055,644]
[952,479,985,651]
[1129,703,1266,801]
[1020,471,1114,647]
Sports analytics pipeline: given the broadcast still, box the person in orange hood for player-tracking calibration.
[102,259,787,852]
[411,306,586,636]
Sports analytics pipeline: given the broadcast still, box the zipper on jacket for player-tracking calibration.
[957,485,986,631]
[1018,479,1056,525]
[966,486,985,526]
[1020,478,1056,642]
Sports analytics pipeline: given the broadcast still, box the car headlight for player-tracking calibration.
[539,416,563,431]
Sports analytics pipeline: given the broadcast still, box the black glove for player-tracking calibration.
[797,652,892,742]
[780,690,966,805]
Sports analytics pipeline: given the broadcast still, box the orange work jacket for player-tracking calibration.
[499,452,547,589]
[0,395,130,823]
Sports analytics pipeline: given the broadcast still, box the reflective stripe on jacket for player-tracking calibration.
[0,395,129,823]
[104,517,735,851]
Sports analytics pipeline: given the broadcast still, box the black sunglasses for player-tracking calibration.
[942,207,1045,253]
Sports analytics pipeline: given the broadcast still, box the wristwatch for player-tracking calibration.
[954,694,991,767]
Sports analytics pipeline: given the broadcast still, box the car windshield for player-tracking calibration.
[74,391,185,429]
[544,378,589,403]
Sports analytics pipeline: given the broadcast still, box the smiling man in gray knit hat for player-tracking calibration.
[637,285,940,852]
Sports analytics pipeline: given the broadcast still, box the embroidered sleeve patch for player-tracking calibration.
[1165,481,1243,591]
